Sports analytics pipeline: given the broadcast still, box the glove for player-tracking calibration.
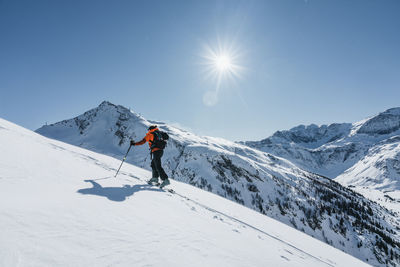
[130,140,135,146]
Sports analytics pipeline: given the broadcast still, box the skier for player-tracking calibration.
[131,125,170,188]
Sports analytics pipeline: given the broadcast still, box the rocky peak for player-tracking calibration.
[264,122,351,149]
[356,107,400,135]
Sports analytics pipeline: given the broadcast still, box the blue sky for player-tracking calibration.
[1,0,399,141]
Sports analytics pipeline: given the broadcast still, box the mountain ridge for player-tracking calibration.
[244,107,400,193]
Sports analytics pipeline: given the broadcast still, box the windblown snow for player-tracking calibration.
[0,118,369,266]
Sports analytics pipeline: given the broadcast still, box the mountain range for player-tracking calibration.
[244,107,400,190]
[35,101,400,266]
[244,107,400,213]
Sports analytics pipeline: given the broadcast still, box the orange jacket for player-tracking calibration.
[134,127,161,152]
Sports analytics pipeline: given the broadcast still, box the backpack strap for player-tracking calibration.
[150,130,159,150]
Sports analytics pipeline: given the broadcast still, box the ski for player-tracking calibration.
[147,181,174,193]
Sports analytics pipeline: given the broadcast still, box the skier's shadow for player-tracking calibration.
[77,180,162,202]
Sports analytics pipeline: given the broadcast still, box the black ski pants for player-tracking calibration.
[151,150,168,180]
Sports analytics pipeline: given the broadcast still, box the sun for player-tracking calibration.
[201,42,243,81]
[214,54,233,72]
[199,38,245,106]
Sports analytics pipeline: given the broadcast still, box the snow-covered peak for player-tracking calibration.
[244,107,400,179]
[96,100,139,118]
[98,100,115,108]
[251,123,352,149]
[249,107,400,148]
[355,107,400,135]
[385,107,400,116]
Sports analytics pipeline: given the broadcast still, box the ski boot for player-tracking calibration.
[147,177,159,185]
[159,178,170,189]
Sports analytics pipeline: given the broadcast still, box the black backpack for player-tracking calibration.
[151,130,169,150]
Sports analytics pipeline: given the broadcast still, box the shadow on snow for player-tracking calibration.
[77,179,162,202]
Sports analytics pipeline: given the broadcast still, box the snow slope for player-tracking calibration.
[335,135,400,213]
[0,118,371,266]
[34,101,400,266]
[336,136,400,191]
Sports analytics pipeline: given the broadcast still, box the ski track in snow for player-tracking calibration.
[118,174,335,267]
[171,191,335,266]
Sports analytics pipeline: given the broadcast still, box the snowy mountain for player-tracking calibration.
[334,134,400,213]
[35,101,400,266]
[0,118,372,267]
[336,135,400,190]
[244,108,400,199]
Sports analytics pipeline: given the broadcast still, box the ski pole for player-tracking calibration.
[115,144,132,177]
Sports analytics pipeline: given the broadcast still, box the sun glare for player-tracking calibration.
[214,54,232,72]
[201,42,243,82]
[200,38,244,106]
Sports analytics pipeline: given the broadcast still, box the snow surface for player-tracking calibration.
[0,118,370,266]
[34,101,400,266]
[336,137,400,190]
